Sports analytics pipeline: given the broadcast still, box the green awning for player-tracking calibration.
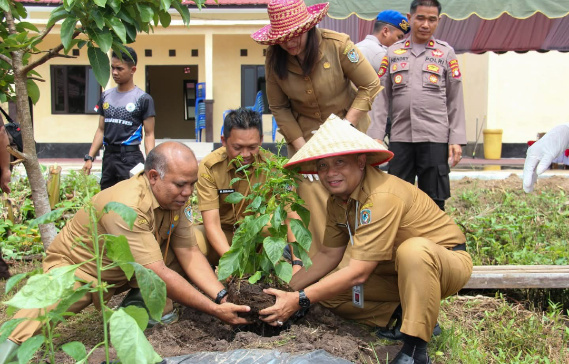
[305,0,569,20]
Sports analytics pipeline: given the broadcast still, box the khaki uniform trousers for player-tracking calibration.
[321,237,472,342]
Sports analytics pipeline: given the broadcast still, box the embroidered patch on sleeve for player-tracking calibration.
[360,209,372,225]
[184,204,193,222]
[347,49,360,63]
[449,59,461,78]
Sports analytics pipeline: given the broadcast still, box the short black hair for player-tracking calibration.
[373,21,395,34]
[112,46,137,67]
[410,0,441,15]
[223,107,262,140]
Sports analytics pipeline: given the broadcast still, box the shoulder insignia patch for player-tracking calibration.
[184,204,193,222]
[428,40,435,47]
[347,49,359,63]
[432,49,444,57]
[138,218,148,225]
[200,173,214,183]
[449,59,461,78]
[343,44,352,55]
[360,209,372,225]
[393,49,407,55]
[361,202,373,210]
[404,40,410,48]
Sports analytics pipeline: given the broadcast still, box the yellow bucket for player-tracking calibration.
[483,129,503,160]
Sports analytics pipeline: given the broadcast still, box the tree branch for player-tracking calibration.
[28,76,45,82]
[0,54,12,66]
[37,24,55,42]
[22,31,82,74]
[7,145,27,164]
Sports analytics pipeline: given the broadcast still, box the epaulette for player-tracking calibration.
[434,39,452,48]
[202,147,229,169]
[320,29,350,43]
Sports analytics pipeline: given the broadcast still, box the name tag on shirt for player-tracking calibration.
[218,189,235,194]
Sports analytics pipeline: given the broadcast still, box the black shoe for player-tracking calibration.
[389,351,432,364]
[377,323,441,341]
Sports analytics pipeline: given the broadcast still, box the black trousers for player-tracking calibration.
[0,253,10,279]
[388,142,451,210]
[101,148,144,190]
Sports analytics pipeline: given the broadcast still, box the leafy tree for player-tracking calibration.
[0,0,206,249]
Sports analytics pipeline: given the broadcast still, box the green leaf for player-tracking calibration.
[290,219,312,252]
[217,249,241,281]
[28,208,65,227]
[249,196,262,211]
[103,202,137,230]
[263,236,287,266]
[52,283,91,316]
[93,28,113,53]
[91,10,105,29]
[137,3,154,23]
[63,0,76,11]
[107,17,127,43]
[61,341,87,361]
[60,17,78,51]
[171,0,190,25]
[93,0,106,7]
[123,305,149,331]
[108,0,120,13]
[110,309,162,363]
[271,204,285,229]
[87,46,110,88]
[225,192,244,204]
[292,203,310,227]
[0,0,9,12]
[132,263,166,321]
[5,272,29,293]
[229,177,241,186]
[248,271,262,284]
[5,265,79,309]
[26,79,40,104]
[47,6,68,28]
[275,261,293,283]
[16,22,39,33]
[0,318,27,343]
[124,23,138,44]
[158,11,171,27]
[105,234,135,280]
[292,244,312,269]
[160,0,172,11]
[18,335,44,364]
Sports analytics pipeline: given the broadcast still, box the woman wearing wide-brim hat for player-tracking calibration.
[252,0,381,257]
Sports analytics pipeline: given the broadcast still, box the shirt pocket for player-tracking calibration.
[422,63,444,89]
[390,62,410,89]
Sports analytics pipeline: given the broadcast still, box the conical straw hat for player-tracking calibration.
[284,114,394,173]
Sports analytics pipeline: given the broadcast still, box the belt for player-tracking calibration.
[104,144,140,153]
[451,243,466,251]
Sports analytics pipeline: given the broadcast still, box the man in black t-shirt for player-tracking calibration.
[83,46,156,190]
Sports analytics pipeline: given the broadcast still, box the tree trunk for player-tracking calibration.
[13,50,57,250]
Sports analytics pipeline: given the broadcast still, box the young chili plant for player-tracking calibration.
[217,145,312,285]
[0,197,166,363]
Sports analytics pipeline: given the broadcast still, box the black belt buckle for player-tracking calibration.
[451,243,466,252]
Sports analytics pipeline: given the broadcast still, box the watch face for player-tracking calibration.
[299,297,310,308]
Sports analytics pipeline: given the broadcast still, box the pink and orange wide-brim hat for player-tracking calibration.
[284,114,394,174]
[251,0,330,45]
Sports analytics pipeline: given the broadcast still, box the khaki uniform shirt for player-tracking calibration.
[45,173,196,282]
[324,166,465,269]
[266,28,381,144]
[197,147,272,230]
[368,37,466,145]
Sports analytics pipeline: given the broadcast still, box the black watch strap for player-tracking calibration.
[84,154,94,162]
[215,288,228,304]
[298,289,310,308]
[292,260,303,267]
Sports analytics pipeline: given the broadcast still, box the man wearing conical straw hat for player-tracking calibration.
[259,115,472,364]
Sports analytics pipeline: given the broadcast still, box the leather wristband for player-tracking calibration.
[215,288,228,304]
[292,260,303,267]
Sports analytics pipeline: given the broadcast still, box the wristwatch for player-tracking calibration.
[84,154,94,162]
[292,260,303,267]
[298,289,310,309]
[215,288,228,304]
